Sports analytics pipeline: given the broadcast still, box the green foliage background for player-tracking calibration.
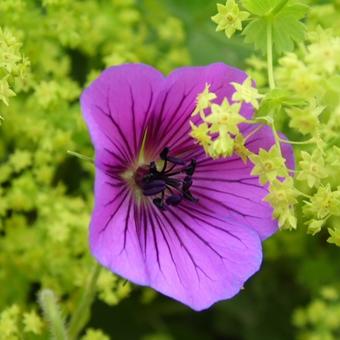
[0,0,339,339]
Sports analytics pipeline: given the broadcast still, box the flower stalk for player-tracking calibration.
[266,19,276,90]
[68,263,101,340]
[38,289,68,340]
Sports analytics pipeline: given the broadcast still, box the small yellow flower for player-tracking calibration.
[211,0,249,38]
[231,76,263,109]
[327,228,340,247]
[190,122,211,150]
[287,101,324,136]
[0,77,16,106]
[304,185,340,220]
[265,177,299,230]
[306,219,326,235]
[192,83,217,117]
[249,145,288,185]
[209,126,235,158]
[297,150,328,188]
[81,328,110,340]
[234,134,251,163]
[205,98,244,135]
[23,310,44,335]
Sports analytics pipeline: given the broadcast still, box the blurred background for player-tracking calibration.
[1,0,340,339]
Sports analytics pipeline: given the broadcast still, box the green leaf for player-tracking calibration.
[242,2,308,54]
[241,0,282,16]
[257,88,306,116]
[273,3,308,54]
[242,18,267,53]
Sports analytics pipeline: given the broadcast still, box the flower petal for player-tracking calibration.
[143,204,262,311]
[90,168,149,284]
[90,169,262,311]
[83,63,293,311]
[186,124,294,240]
[145,63,253,158]
[81,64,165,167]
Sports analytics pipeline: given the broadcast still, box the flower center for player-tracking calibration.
[226,14,235,23]
[134,147,198,210]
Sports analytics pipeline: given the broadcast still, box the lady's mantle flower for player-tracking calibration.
[211,0,250,38]
[81,63,293,311]
[192,83,216,117]
[231,76,263,109]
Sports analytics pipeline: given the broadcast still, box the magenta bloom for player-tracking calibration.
[81,63,293,311]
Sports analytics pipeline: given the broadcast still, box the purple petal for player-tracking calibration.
[90,169,149,285]
[82,63,293,310]
[90,169,262,310]
[81,64,165,167]
[143,205,262,311]
[184,124,294,240]
[144,63,253,159]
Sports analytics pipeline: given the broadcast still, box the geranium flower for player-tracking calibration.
[81,63,293,311]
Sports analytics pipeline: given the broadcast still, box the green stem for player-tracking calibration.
[270,121,281,151]
[67,150,93,163]
[278,138,315,145]
[266,19,276,90]
[68,263,102,340]
[39,290,68,340]
[297,189,312,199]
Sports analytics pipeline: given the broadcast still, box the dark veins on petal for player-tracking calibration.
[92,81,269,290]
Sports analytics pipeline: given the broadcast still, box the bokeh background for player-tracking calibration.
[1,0,340,339]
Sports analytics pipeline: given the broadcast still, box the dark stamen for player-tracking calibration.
[135,147,198,211]
[166,194,183,206]
[153,197,167,210]
[185,159,196,176]
[160,147,170,160]
[142,180,166,196]
[167,156,186,165]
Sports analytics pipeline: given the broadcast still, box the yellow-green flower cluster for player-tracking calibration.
[190,78,263,159]
[249,143,299,230]
[271,23,340,241]
[297,150,328,188]
[190,78,298,229]
[293,287,340,340]
[81,328,110,340]
[0,27,30,109]
[238,3,340,240]
[204,1,339,236]
[96,270,132,306]
[0,0,191,338]
[190,74,300,229]
[0,305,45,338]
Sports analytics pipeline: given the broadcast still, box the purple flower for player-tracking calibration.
[81,63,294,311]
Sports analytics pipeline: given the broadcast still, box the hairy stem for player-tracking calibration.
[266,19,276,90]
[68,263,102,340]
[39,289,68,340]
